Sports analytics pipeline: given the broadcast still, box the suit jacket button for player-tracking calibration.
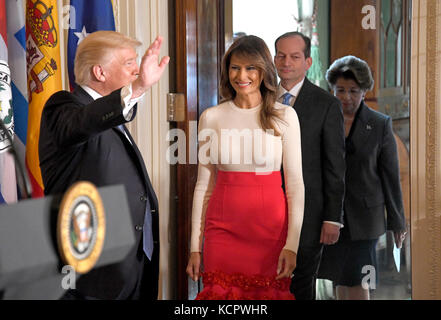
[135,225,143,231]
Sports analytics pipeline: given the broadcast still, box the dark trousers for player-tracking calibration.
[60,247,159,300]
[290,244,324,300]
[139,243,160,300]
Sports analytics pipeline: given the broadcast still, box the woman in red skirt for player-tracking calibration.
[186,35,305,300]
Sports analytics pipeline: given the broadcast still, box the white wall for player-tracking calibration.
[113,0,171,300]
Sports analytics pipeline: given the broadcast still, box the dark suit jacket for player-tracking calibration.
[344,102,406,240]
[291,78,346,246]
[39,86,159,299]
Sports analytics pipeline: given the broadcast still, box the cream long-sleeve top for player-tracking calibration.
[190,100,305,254]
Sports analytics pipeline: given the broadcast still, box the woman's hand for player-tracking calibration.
[394,230,407,249]
[186,252,202,282]
[276,249,297,280]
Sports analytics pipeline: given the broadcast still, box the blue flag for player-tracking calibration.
[67,0,115,90]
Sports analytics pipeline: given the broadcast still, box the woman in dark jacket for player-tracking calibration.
[318,55,407,300]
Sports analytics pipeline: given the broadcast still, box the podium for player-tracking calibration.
[0,184,135,300]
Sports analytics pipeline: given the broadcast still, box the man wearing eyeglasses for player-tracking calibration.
[274,31,346,300]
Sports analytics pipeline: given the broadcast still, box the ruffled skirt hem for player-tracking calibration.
[195,271,295,300]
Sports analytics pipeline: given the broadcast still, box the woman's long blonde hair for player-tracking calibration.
[220,35,283,136]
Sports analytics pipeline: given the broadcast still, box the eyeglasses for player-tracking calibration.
[334,88,363,97]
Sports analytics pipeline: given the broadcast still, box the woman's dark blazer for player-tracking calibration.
[344,102,406,240]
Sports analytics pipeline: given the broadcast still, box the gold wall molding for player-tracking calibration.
[113,0,172,300]
[411,0,441,300]
[426,0,440,299]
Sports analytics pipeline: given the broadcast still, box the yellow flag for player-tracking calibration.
[25,0,62,197]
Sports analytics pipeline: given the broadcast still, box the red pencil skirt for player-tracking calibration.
[196,170,294,300]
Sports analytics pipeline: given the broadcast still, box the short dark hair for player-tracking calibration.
[336,70,359,84]
[274,31,311,59]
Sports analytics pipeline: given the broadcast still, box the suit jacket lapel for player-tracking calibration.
[350,102,373,149]
[293,78,314,114]
[74,86,158,208]
[117,124,159,207]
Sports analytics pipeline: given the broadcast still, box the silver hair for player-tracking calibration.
[326,55,374,91]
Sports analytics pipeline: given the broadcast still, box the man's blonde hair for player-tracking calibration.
[74,31,142,86]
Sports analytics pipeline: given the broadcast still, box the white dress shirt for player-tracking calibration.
[81,84,144,121]
[277,78,305,106]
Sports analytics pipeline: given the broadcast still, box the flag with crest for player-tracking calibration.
[25,0,62,197]
[0,0,18,204]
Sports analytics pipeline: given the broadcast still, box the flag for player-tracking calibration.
[7,0,28,199]
[67,0,115,90]
[0,0,18,204]
[26,0,62,197]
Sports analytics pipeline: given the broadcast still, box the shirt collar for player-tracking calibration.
[277,78,305,99]
[81,85,102,100]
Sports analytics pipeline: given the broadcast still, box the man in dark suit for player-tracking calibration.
[39,31,169,300]
[274,31,346,300]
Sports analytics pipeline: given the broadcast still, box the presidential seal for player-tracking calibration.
[0,60,14,152]
[57,181,106,274]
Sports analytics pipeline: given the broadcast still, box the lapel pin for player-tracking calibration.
[366,125,372,130]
